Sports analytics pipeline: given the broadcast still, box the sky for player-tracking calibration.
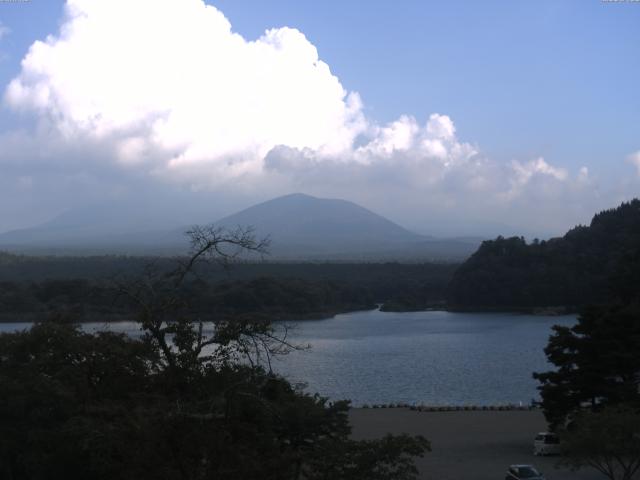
[0,0,639,237]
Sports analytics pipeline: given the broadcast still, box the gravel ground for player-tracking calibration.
[349,408,604,480]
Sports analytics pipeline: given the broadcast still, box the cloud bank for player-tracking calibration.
[0,0,636,234]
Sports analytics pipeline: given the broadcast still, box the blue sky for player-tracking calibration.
[219,0,640,174]
[0,0,638,235]
[216,0,640,171]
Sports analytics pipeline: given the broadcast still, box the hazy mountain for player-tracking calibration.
[0,197,213,253]
[188,193,477,260]
[209,193,418,252]
[0,193,481,260]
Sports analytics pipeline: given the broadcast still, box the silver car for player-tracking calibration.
[505,464,545,480]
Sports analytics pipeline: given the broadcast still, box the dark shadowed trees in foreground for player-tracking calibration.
[0,225,430,480]
[558,405,640,480]
[533,303,640,429]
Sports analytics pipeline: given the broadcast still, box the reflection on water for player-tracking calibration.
[271,309,575,406]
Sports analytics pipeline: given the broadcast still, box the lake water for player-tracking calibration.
[271,309,576,406]
[0,309,575,406]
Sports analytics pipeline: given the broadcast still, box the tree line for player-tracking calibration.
[448,199,640,310]
[0,259,457,321]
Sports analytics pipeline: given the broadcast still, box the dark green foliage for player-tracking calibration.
[0,322,156,480]
[0,322,358,479]
[195,276,376,319]
[558,405,640,480]
[0,261,457,322]
[448,199,640,309]
[533,303,640,428]
[531,207,640,428]
[303,434,430,480]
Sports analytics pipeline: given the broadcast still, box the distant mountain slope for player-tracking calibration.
[0,200,208,251]
[0,193,481,260]
[447,199,640,309]
[211,193,425,256]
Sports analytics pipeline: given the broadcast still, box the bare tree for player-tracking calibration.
[116,225,301,373]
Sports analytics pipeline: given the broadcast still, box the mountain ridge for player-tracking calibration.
[0,193,480,260]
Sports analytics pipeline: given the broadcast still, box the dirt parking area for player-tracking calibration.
[349,408,603,480]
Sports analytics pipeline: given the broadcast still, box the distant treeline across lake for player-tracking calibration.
[0,256,457,322]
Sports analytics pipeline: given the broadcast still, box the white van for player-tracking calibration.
[533,432,561,456]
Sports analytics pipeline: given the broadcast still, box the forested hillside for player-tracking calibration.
[0,258,457,321]
[447,199,640,310]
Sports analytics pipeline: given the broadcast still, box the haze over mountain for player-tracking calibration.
[0,193,480,260]
[212,193,420,254]
[0,197,214,252]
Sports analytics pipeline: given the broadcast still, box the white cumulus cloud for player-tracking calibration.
[5,0,366,180]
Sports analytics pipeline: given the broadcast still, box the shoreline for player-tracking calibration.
[355,403,537,411]
[0,304,578,324]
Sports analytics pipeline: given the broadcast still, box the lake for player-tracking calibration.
[0,309,575,406]
[271,309,575,406]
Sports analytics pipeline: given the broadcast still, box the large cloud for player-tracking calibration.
[1,0,635,235]
[5,0,366,181]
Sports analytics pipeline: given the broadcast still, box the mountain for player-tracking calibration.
[194,193,481,260]
[447,199,640,309]
[0,197,215,254]
[0,206,161,245]
[0,193,481,260]
[209,193,419,255]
